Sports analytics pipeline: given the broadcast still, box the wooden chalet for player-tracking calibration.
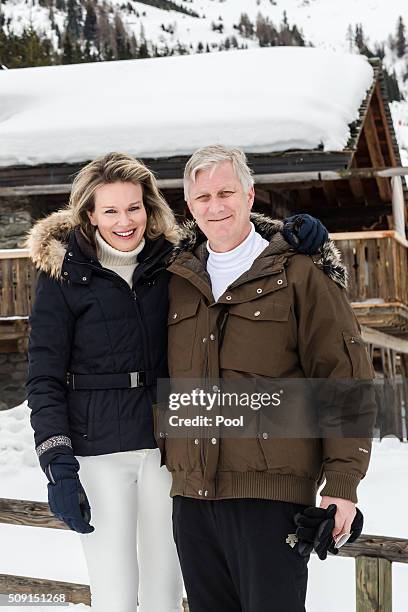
[0,57,407,436]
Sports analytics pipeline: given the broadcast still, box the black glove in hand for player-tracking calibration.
[282,214,329,254]
[46,455,94,534]
[294,504,337,559]
[294,504,364,561]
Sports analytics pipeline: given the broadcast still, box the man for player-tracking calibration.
[161,145,375,612]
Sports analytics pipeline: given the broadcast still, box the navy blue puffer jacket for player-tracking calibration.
[26,210,173,470]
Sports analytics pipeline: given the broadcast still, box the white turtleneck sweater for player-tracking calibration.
[206,223,269,302]
[95,229,145,288]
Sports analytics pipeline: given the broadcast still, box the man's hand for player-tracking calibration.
[320,496,356,540]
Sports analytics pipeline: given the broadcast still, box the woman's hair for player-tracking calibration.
[183,144,254,201]
[68,152,180,245]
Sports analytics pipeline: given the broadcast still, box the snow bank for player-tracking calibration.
[0,47,374,167]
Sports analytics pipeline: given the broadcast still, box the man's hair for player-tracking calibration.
[183,145,254,201]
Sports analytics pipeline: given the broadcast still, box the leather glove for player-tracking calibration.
[294,504,364,561]
[46,455,94,534]
[282,214,329,254]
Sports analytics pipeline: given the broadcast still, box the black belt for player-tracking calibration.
[67,371,154,390]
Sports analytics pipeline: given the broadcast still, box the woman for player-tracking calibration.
[26,152,327,612]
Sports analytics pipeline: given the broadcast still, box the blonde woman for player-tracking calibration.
[26,152,183,612]
[25,151,327,612]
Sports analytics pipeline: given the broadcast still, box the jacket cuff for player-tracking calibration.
[36,435,73,471]
[319,471,361,503]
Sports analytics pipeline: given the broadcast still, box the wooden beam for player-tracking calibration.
[375,80,398,167]
[0,249,29,260]
[361,325,408,353]
[331,230,408,248]
[0,574,90,606]
[1,166,408,196]
[356,556,392,612]
[363,106,393,202]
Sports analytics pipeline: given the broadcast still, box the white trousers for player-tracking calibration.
[76,448,184,612]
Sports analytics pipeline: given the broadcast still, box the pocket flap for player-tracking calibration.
[229,301,290,322]
[168,300,200,325]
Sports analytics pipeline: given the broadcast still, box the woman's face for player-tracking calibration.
[88,181,147,252]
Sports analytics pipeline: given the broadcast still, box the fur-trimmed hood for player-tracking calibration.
[25,209,77,279]
[171,211,348,290]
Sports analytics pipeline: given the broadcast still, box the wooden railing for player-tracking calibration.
[0,249,37,318]
[331,230,408,305]
[0,497,406,611]
[1,232,408,323]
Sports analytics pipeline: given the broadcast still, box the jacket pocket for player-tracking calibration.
[219,300,291,376]
[342,332,375,379]
[168,300,199,374]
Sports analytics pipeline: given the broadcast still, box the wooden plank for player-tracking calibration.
[0,260,13,317]
[0,498,69,530]
[363,106,393,202]
[356,556,392,612]
[0,249,29,260]
[1,166,408,197]
[0,574,91,606]
[375,81,398,168]
[361,326,408,353]
[0,574,190,610]
[331,231,408,248]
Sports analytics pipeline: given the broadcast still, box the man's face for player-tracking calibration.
[187,161,254,253]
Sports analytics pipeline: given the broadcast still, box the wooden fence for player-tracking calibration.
[0,249,37,318]
[0,497,407,611]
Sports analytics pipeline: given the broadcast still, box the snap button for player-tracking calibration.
[198,490,203,496]
[262,432,268,440]
[210,334,215,341]
[277,279,283,285]
[194,439,199,445]
[63,271,68,276]
[68,252,73,257]
[256,288,263,294]
[211,438,217,445]
[202,337,208,343]
[172,313,178,319]
[254,311,261,317]
[204,490,209,497]
[226,295,232,301]
[213,385,219,392]
[82,276,87,282]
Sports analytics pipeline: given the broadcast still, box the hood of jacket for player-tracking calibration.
[25,209,78,279]
[170,211,348,290]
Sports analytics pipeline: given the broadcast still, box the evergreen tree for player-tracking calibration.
[66,0,82,40]
[237,13,254,38]
[396,16,406,58]
[84,1,98,43]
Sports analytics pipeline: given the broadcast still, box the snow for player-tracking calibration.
[0,46,374,167]
[1,402,408,611]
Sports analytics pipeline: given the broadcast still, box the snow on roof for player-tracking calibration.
[0,47,374,167]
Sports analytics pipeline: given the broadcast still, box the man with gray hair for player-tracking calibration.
[160,145,375,611]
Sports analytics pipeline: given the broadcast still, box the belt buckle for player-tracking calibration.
[130,372,144,388]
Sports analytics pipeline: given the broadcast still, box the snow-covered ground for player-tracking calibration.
[1,402,408,611]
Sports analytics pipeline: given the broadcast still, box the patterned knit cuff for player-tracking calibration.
[36,435,72,458]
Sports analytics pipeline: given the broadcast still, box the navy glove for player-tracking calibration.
[294,504,364,561]
[46,455,94,534]
[282,214,329,254]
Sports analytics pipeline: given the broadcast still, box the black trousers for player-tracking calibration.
[172,496,310,612]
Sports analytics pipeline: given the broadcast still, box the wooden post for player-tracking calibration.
[356,556,392,612]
